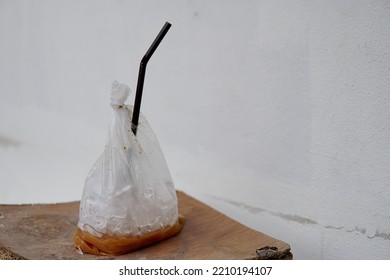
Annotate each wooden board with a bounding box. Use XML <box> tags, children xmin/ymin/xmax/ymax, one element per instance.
<box><xmin>0</xmin><ymin>191</ymin><xmax>292</xmax><ymax>260</ymax></box>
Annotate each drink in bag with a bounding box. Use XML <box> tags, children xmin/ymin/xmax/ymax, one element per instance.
<box><xmin>74</xmin><ymin>81</ymin><xmax>184</xmax><ymax>255</ymax></box>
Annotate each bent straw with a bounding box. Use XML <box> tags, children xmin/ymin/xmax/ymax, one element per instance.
<box><xmin>131</xmin><ymin>22</ymin><xmax>172</xmax><ymax>135</ymax></box>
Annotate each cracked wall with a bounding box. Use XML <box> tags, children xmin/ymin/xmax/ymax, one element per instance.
<box><xmin>1</xmin><ymin>0</ymin><xmax>390</xmax><ymax>259</ymax></box>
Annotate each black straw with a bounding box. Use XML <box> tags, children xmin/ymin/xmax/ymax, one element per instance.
<box><xmin>131</xmin><ymin>22</ymin><xmax>172</xmax><ymax>135</ymax></box>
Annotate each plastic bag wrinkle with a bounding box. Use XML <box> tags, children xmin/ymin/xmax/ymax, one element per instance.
<box><xmin>75</xmin><ymin>81</ymin><xmax>181</xmax><ymax>255</ymax></box>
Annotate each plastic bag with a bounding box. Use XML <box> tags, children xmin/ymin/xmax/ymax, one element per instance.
<box><xmin>74</xmin><ymin>81</ymin><xmax>183</xmax><ymax>255</ymax></box>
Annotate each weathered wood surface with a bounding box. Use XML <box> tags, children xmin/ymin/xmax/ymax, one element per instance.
<box><xmin>0</xmin><ymin>191</ymin><xmax>292</xmax><ymax>260</ymax></box>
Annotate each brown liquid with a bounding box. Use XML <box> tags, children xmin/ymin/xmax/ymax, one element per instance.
<box><xmin>73</xmin><ymin>216</ymin><xmax>185</xmax><ymax>256</ymax></box>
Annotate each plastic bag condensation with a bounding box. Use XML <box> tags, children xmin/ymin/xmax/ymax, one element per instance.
<box><xmin>77</xmin><ymin>81</ymin><xmax>178</xmax><ymax>240</ymax></box>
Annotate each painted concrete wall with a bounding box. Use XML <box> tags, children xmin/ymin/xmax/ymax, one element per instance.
<box><xmin>1</xmin><ymin>0</ymin><xmax>390</xmax><ymax>259</ymax></box>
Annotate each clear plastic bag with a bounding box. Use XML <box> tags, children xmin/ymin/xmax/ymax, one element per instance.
<box><xmin>74</xmin><ymin>81</ymin><xmax>183</xmax><ymax>255</ymax></box>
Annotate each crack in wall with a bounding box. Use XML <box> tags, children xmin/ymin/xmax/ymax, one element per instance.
<box><xmin>210</xmin><ymin>195</ymin><xmax>317</xmax><ymax>225</ymax></box>
<box><xmin>368</xmin><ymin>230</ymin><xmax>390</xmax><ymax>240</ymax></box>
<box><xmin>274</xmin><ymin>213</ymin><xmax>317</xmax><ymax>225</ymax></box>
<box><xmin>210</xmin><ymin>195</ymin><xmax>390</xmax><ymax>241</ymax></box>
<box><xmin>0</xmin><ymin>134</ymin><xmax>20</xmax><ymax>148</ymax></box>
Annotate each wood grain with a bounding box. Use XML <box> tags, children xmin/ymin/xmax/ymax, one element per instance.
<box><xmin>0</xmin><ymin>191</ymin><xmax>292</xmax><ymax>260</ymax></box>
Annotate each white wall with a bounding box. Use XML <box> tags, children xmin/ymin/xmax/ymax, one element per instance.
<box><xmin>1</xmin><ymin>0</ymin><xmax>390</xmax><ymax>259</ymax></box>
